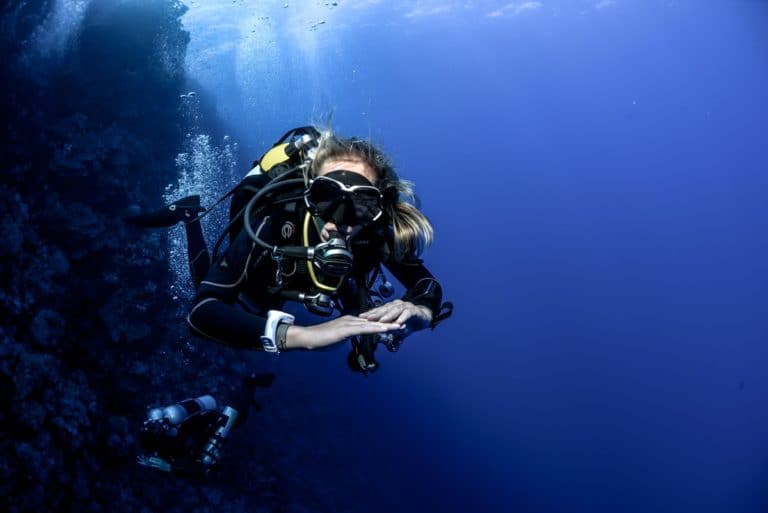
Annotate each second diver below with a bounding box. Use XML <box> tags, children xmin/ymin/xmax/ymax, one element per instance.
<box><xmin>127</xmin><ymin>127</ymin><xmax>453</xmax><ymax>373</ymax></box>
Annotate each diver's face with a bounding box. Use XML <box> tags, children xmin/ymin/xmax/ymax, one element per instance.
<box><xmin>316</xmin><ymin>158</ymin><xmax>379</xmax><ymax>242</ymax></box>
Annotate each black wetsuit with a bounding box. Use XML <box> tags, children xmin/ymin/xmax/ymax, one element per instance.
<box><xmin>186</xmin><ymin>197</ymin><xmax>444</xmax><ymax>350</ymax></box>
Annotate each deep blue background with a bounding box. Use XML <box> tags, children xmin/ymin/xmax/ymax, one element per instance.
<box><xmin>244</xmin><ymin>2</ymin><xmax>768</xmax><ymax>512</ymax></box>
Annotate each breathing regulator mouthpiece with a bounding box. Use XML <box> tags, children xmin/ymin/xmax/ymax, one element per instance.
<box><xmin>310</xmin><ymin>229</ymin><xmax>353</xmax><ymax>277</ymax></box>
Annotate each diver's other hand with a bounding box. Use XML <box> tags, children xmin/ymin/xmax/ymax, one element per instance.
<box><xmin>285</xmin><ymin>316</ymin><xmax>401</xmax><ymax>350</ymax></box>
<box><xmin>359</xmin><ymin>300</ymin><xmax>432</xmax><ymax>331</ymax></box>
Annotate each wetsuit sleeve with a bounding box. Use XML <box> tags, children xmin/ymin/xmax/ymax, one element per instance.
<box><xmin>383</xmin><ymin>250</ymin><xmax>444</xmax><ymax>320</ymax></box>
<box><xmin>187</xmin><ymin>229</ymin><xmax>271</xmax><ymax>350</ymax></box>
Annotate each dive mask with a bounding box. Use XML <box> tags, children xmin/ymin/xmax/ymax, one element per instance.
<box><xmin>304</xmin><ymin>170</ymin><xmax>384</xmax><ymax>227</ymax></box>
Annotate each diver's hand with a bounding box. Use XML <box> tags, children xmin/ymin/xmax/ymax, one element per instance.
<box><xmin>359</xmin><ymin>300</ymin><xmax>432</xmax><ymax>332</ymax></box>
<box><xmin>285</xmin><ymin>316</ymin><xmax>401</xmax><ymax>350</ymax></box>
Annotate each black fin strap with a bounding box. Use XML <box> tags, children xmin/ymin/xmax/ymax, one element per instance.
<box><xmin>430</xmin><ymin>302</ymin><xmax>454</xmax><ymax>330</ymax></box>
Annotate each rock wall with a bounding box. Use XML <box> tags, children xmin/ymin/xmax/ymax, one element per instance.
<box><xmin>0</xmin><ymin>2</ymin><xmax>282</xmax><ymax>512</ymax></box>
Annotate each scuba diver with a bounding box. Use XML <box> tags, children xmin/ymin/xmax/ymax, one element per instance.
<box><xmin>137</xmin><ymin>372</ymin><xmax>275</xmax><ymax>477</ymax></box>
<box><xmin>126</xmin><ymin>127</ymin><xmax>453</xmax><ymax>372</ymax></box>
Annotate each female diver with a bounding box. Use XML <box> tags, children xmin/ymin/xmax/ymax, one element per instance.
<box><xmin>127</xmin><ymin>128</ymin><xmax>452</xmax><ymax>372</ymax></box>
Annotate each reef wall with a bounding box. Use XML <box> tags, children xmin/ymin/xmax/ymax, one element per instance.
<box><xmin>0</xmin><ymin>2</ymin><xmax>280</xmax><ymax>512</ymax></box>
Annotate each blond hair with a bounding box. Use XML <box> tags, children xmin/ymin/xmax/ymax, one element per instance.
<box><xmin>307</xmin><ymin>131</ymin><xmax>434</xmax><ymax>259</ymax></box>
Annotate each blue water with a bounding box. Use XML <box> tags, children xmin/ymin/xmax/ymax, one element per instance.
<box><xmin>8</xmin><ymin>1</ymin><xmax>768</xmax><ymax>512</ymax></box>
<box><xmin>180</xmin><ymin>1</ymin><xmax>768</xmax><ymax>511</ymax></box>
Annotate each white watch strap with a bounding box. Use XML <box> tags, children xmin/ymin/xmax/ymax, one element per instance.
<box><xmin>260</xmin><ymin>310</ymin><xmax>295</xmax><ymax>353</ymax></box>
